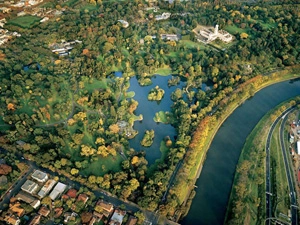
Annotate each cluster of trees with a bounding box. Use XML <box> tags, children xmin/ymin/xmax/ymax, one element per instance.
<box><xmin>147</xmin><ymin>86</ymin><xmax>165</xmax><ymax>101</ymax></box>
<box><xmin>140</xmin><ymin>130</ymin><xmax>155</xmax><ymax>147</ymax></box>
<box><xmin>0</xmin><ymin>0</ymin><xmax>299</xmax><ymax>219</ymax></box>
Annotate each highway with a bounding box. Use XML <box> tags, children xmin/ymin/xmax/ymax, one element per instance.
<box><xmin>265</xmin><ymin>106</ymin><xmax>298</xmax><ymax>225</ymax></box>
<box><xmin>279</xmin><ymin>111</ymin><xmax>298</xmax><ymax>225</ymax></box>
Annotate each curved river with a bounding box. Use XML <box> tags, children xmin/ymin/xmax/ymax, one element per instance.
<box><xmin>181</xmin><ymin>79</ymin><xmax>300</xmax><ymax>225</ymax></box>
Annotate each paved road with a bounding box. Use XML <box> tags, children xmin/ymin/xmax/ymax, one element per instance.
<box><xmin>265</xmin><ymin>107</ymin><xmax>295</xmax><ymax>225</ymax></box>
<box><xmin>279</xmin><ymin>112</ymin><xmax>298</xmax><ymax>225</ymax></box>
<box><xmin>0</xmin><ymin>148</ymin><xmax>161</xmax><ymax>225</ymax></box>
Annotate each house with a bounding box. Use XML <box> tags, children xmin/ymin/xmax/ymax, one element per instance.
<box><xmin>3</xmin><ymin>213</ymin><xmax>20</xmax><ymax>225</ymax></box>
<box><xmin>126</xmin><ymin>215</ymin><xmax>138</xmax><ymax>225</ymax></box>
<box><xmin>49</xmin><ymin>182</ymin><xmax>67</xmax><ymax>200</ymax></box>
<box><xmin>37</xmin><ymin>179</ymin><xmax>56</xmax><ymax>198</ymax></box>
<box><xmin>64</xmin><ymin>212</ymin><xmax>77</xmax><ymax>223</ymax></box>
<box><xmin>95</xmin><ymin>200</ymin><xmax>114</xmax><ymax>218</ymax></box>
<box><xmin>38</xmin><ymin>206</ymin><xmax>50</xmax><ymax>217</ymax></box>
<box><xmin>54</xmin><ymin>207</ymin><xmax>63</xmax><ymax>218</ymax></box>
<box><xmin>155</xmin><ymin>12</ymin><xmax>171</xmax><ymax>21</ymax></box>
<box><xmin>15</xmin><ymin>192</ymin><xmax>41</xmax><ymax>209</ymax></box>
<box><xmin>118</xmin><ymin>20</ymin><xmax>129</xmax><ymax>28</ymax></box>
<box><xmin>77</xmin><ymin>193</ymin><xmax>89</xmax><ymax>204</ymax></box>
<box><xmin>31</xmin><ymin>170</ymin><xmax>48</xmax><ymax>183</ymax></box>
<box><xmin>109</xmin><ymin>209</ymin><xmax>126</xmax><ymax>225</ymax></box>
<box><xmin>21</xmin><ymin>180</ymin><xmax>39</xmax><ymax>194</ymax></box>
<box><xmin>28</xmin><ymin>215</ymin><xmax>41</xmax><ymax>225</ymax></box>
<box><xmin>0</xmin><ymin>7</ymin><xmax>11</xmax><ymax>13</ymax></box>
<box><xmin>9</xmin><ymin>202</ymin><xmax>25</xmax><ymax>217</ymax></box>
<box><xmin>66</xmin><ymin>188</ymin><xmax>77</xmax><ymax>198</ymax></box>
<box><xmin>161</xmin><ymin>34</ymin><xmax>179</xmax><ymax>41</ymax></box>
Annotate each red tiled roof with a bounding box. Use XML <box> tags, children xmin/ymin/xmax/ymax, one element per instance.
<box><xmin>66</xmin><ymin>189</ymin><xmax>77</xmax><ymax>198</ymax></box>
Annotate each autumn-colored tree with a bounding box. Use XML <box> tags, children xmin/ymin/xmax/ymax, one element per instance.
<box><xmin>7</xmin><ymin>103</ymin><xmax>15</xmax><ymax>111</ymax></box>
<box><xmin>131</xmin><ymin>156</ymin><xmax>139</xmax><ymax>165</ymax></box>
<box><xmin>0</xmin><ymin>164</ymin><xmax>12</xmax><ymax>175</ymax></box>
<box><xmin>71</xmin><ymin>168</ymin><xmax>79</xmax><ymax>175</ymax></box>
<box><xmin>109</xmin><ymin>124</ymin><xmax>120</xmax><ymax>134</ymax></box>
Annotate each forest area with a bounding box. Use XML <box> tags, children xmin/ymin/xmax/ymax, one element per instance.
<box><xmin>0</xmin><ymin>0</ymin><xmax>299</xmax><ymax>221</ymax></box>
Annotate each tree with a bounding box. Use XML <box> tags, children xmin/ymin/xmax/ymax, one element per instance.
<box><xmin>134</xmin><ymin>211</ymin><xmax>145</xmax><ymax>225</ymax></box>
<box><xmin>71</xmin><ymin>168</ymin><xmax>79</xmax><ymax>175</ymax></box>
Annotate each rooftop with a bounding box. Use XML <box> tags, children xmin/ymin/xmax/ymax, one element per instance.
<box><xmin>31</xmin><ymin>170</ymin><xmax>48</xmax><ymax>182</ymax></box>
<box><xmin>21</xmin><ymin>179</ymin><xmax>38</xmax><ymax>194</ymax></box>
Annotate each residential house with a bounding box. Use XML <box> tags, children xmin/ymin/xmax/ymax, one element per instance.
<box><xmin>109</xmin><ymin>209</ymin><xmax>126</xmax><ymax>225</ymax></box>
<box><xmin>37</xmin><ymin>179</ymin><xmax>56</xmax><ymax>198</ymax></box>
<box><xmin>54</xmin><ymin>207</ymin><xmax>63</xmax><ymax>218</ymax></box>
<box><xmin>38</xmin><ymin>206</ymin><xmax>50</xmax><ymax>217</ymax></box>
<box><xmin>77</xmin><ymin>193</ymin><xmax>89</xmax><ymax>204</ymax></box>
<box><xmin>161</xmin><ymin>34</ymin><xmax>179</xmax><ymax>41</ymax></box>
<box><xmin>3</xmin><ymin>213</ymin><xmax>20</xmax><ymax>225</ymax></box>
<box><xmin>21</xmin><ymin>180</ymin><xmax>39</xmax><ymax>194</ymax></box>
<box><xmin>49</xmin><ymin>182</ymin><xmax>67</xmax><ymax>200</ymax></box>
<box><xmin>31</xmin><ymin>170</ymin><xmax>48</xmax><ymax>183</ymax></box>
<box><xmin>155</xmin><ymin>12</ymin><xmax>171</xmax><ymax>21</ymax></box>
<box><xmin>126</xmin><ymin>215</ymin><xmax>138</xmax><ymax>225</ymax></box>
<box><xmin>95</xmin><ymin>200</ymin><xmax>114</xmax><ymax>218</ymax></box>
<box><xmin>28</xmin><ymin>215</ymin><xmax>41</xmax><ymax>225</ymax></box>
<box><xmin>15</xmin><ymin>192</ymin><xmax>41</xmax><ymax>209</ymax></box>
<box><xmin>66</xmin><ymin>188</ymin><xmax>77</xmax><ymax>198</ymax></box>
<box><xmin>64</xmin><ymin>212</ymin><xmax>77</xmax><ymax>223</ymax></box>
<box><xmin>9</xmin><ymin>202</ymin><xmax>25</xmax><ymax>217</ymax></box>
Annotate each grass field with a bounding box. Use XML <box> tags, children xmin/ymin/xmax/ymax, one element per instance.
<box><xmin>80</xmin><ymin>3</ymin><xmax>99</xmax><ymax>11</ymax></box>
<box><xmin>8</xmin><ymin>16</ymin><xmax>40</xmax><ymax>28</ymax></box>
<box><xmin>81</xmin><ymin>154</ymin><xmax>123</xmax><ymax>176</ymax></box>
<box><xmin>224</xmin><ymin>25</ymin><xmax>250</xmax><ymax>34</ymax></box>
<box><xmin>180</xmin><ymin>40</ymin><xmax>208</xmax><ymax>50</ymax></box>
<box><xmin>153</xmin><ymin>67</ymin><xmax>172</xmax><ymax>76</ymax></box>
<box><xmin>270</xmin><ymin>122</ymin><xmax>290</xmax><ymax>217</ymax></box>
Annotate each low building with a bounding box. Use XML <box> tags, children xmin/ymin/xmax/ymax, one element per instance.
<box><xmin>15</xmin><ymin>192</ymin><xmax>41</xmax><ymax>209</ymax></box>
<box><xmin>95</xmin><ymin>200</ymin><xmax>114</xmax><ymax>218</ymax></box>
<box><xmin>3</xmin><ymin>213</ymin><xmax>20</xmax><ymax>225</ymax></box>
<box><xmin>118</xmin><ymin>20</ymin><xmax>129</xmax><ymax>28</ymax></box>
<box><xmin>28</xmin><ymin>215</ymin><xmax>41</xmax><ymax>225</ymax></box>
<box><xmin>38</xmin><ymin>206</ymin><xmax>50</xmax><ymax>217</ymax></box>
<box><xmin>9</xmin><ymin>202</ymin><xmax>25</xmax><ymax>217</ymax></box>
<box><xmin>21</xmin><ymin>180</ymin><xmax>38</xmax><ymax>194</ymax></box>
<box><xmin>161</xmin><ymin>34</ymin><xmax>179</xmax><ymax>41</ymax></box>
<box><xmin>31</xmin><ymin>170</ymin><xmax>48</xmax><ymax>183</ymax></box>
<box><xmin>77</xmin><ymin>193</ymin><xmax>89</xmax><ymax>204</ymax></box>
<box><xmin>66</xmin><ymin>188</ymin><xmax>77</xmax><ymax>198</ymax></box>
<box><xmin>49</xmin><ymin>182</ymin><xmax>67</xmax><ymax>200</ymax></box>
<box><xmin>109</xmin><ymin>209</ymin><xmax>126</xmax><ymax>225</ymax></box>
<box><xmin>155</xmin><ymin>12</ymin><xmax>171</xmax><ymax>21</ymax></box>
<box><xmin>38</xmin><ymin>179</ymin><xmax>56</xmax><ymax>198</ymax></box>
<box><xmin>126</xmin><ymin>215</ymin><xmax>138</xmax><ymax>225</ymax></box>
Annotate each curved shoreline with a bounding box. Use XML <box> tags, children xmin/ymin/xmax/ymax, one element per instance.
<box><xmin>179</xmin><ymin>66</ymin><xmax>300</xmax><ymax>223</ymax></box>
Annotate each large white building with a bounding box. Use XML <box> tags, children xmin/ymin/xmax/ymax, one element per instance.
<box><xmin>37</xmin><ymin>179</ymin><xmax>57</xmax><ymax>198</ymax></box>
<box><xmin>31</xmin><ymin>170</ymin><xmax>48</xmax><ymax>183</ymax></box>
<box><xmin>49</xmin><ymin>182</ymin><xmax>67</xmax><ymax>200</ymax></box>
<box><xmin>194</xmin><ymin>24</ymin><xmax>233</xmax><ymax>44</ymax></box>
<box><xmin>21</xmin><ymin>180</ymin><xmax>38</xmax><ymax>194</ymax></box>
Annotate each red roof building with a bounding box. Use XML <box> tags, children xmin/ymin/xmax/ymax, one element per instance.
<box><xmin>66</xmin><ymin>189</ymin><xmax>77</xmax><ymax>198</ymax></box>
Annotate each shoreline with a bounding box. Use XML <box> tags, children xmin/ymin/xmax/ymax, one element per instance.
<box><xmin>177</xmin><ymin>65</ymin><xmax>300</xmax><ymax>222</ymax></box>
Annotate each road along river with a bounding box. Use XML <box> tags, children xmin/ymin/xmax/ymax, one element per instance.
<box><xmin>181</xmin><ymin>79</ymin><xmax>300</xmax><ymax>225</ymax></box>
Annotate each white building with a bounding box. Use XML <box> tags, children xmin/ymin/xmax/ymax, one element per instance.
<box><xmin>49</xmin><ymin>182</ymin><xmax>67</xmax><ymax>200</ymax></box>
<box><xmin>195</xmin><ymin>24</ymin><xmax>233</xmax><ymax>44</ymax></box>
<box><xmin>31</xmin><ymin>170</ymin><xmax>48</xmax><ymax>183</ymax></box>
<box><xmin>21</xmin><ymin>180</ymin><xmax>38</xmax><ymax>194</ymax></box>
<box><xmin>37</xmin><ymin>179</ymin><xmax>57</xmax><ymax>198</ymax></box>
<box><xmin>117</xmin><ymin>20</ymin><xmax>129</xmax><ymax>28</ymax></box>
<box><xmin>155</xmin><ymin>12</ymin><xmax>171</xmax><ymax>21</ymax></box>
<box><xmin>297</xmin><ymin>141</ymin><xmax>300</xmax><ymax>155</ymax></box>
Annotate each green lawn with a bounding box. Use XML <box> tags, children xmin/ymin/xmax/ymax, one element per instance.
<box><xmin>81</xmin><ymin>154</ymin><xmax>123</xmax><ymax>176</ymax></box>
<box><xmin>62</xmin><ymin>0</ymin><xmax>79</xmax><ymax>7</ymax></box>
<box><xmin>80</xmin><ymin>3</ymin><xmax>99</xmax><ymax>11</ymax></box>
<box><xmin>180</xmin><ymin>40</ymin><xmax>208</xmax><ymax>50</ymax></box>
<box><xmin>153</xmin><ymin>67</ymin><xmax>172</xmax><ymax>76</ymax></box>
<box><xmin>153</xmin><ymin>111</ymin><xmax>170</xmax><ymax>123</ymax></box>
<box><xmin>8</xmin><ymin>16</ymin><xmax>40</xmax><ymax>28</ymax></box>
<box><xmin>270</xmin><ymin>123</ymin><xmax>290</xmax><ymax>217</ymax></box>
<box><xmin>224</xmin><ymin>25</ymin><xmax>249</xmax><ymax>34</ymax></box>
<box><xmin>84</xmin><ymin>79</ymin><xmax>108</xmax><ymax>93</ymax></box>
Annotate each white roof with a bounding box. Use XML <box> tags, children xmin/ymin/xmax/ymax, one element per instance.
<box><xmin>49</xmin><ymin>182</ymin><xmax>67</xmax><ymax>200</ymax></box>
<box><xmin>297</xmin><ymin>141</ymin><xmax>300</xmax><ymax>155</ymax></box>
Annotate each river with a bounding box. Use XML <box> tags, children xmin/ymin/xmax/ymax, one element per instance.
<box><xmin>181</xmin><ymin>79</ymin><xmax>300</xmax><ymax>225</ymax></box>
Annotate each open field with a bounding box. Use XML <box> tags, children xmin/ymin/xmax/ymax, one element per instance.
<box><xmin>270</xmin><ymin>122</ymin><xmax>290</xmax><ymax>217</ymax></box>
<box><xmin>7</xmin><ymin>16</ymin><xmax>40</xmax><ymax>28</ymax></box>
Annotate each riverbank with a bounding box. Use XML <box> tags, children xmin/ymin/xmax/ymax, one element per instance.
<box><xmin>224</xmin><ymin>98</ymin><xmax>298</xmax><ymax>224</ymax></box>
<box><xmin>177</xmin><ymin>65</ymin><xmax>300</xmax><ymax>222</ymax></box>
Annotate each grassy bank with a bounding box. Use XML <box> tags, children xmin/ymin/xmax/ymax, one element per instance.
<box><xmin>176</xmin><ymin>66</ymin><xmax>300</xmax><ymax>221</ymax></box>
